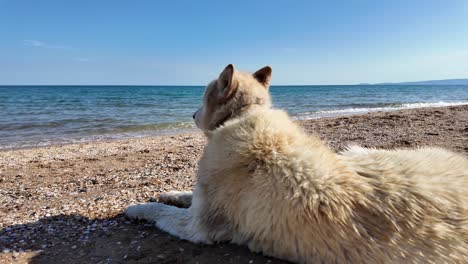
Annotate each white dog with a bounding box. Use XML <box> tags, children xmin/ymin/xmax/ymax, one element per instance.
<box><xmin>126</xmin><ymin>64</ymin><xmax>468</xmax><ymax>263</ymax></box>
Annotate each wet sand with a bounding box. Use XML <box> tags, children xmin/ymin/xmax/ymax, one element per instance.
<box><xmin>1</xmin><ymin>105</ymin><xmax>467</xmax><ymax>263</ymax></box>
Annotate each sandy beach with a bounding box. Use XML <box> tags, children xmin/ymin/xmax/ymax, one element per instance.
<box><xmin>1</xmin><ymin>105</ymin><xmax>467</xmax><ymax>264</ymax></box>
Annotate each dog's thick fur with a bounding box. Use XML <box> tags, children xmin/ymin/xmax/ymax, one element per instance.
<box><xmin>126</xmin><ymin>65</ymin><xmax>468</xmax><ymax>263</ymax></box>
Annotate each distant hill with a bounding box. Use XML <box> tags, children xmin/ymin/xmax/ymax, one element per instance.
<box><xmin>375</xmin><ymin>78</ymin><xmax>468</xmax><ymax>85</ymax></box>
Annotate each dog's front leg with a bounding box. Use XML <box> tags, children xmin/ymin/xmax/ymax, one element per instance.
<box><xmin>125</xmin><ymin>202</ymin><xmax>211</xmax><ymax>244</ymax></box>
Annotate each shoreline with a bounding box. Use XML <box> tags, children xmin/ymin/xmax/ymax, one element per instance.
<box><xmin>0</xmin><ymin>127</ymin><xmax>200</xmax><ymax>152</ymax></box>
<box><xmin>0</xmin><ymin>128</ymin><xmax>200</xmax><ymax>153</ymax></box>
<box><xmin>1</xmin><ymin>105</ymin><xmax>467</xmax><ymax>263</ymax></box>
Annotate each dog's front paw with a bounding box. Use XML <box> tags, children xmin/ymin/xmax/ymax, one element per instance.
<box><xmin>159</xmin><ymin>191</ymin><xmax>192</xmax><ymax>208</ymax></box>
<box><xmin>125</xmin><ymin>204</ymin><xmax>147</xmax><ymax>220</ymax></box>
<box><xmin>125</xmin><ymin>203</ymin><xmax>165</xmax><ymax>222</ymax></box>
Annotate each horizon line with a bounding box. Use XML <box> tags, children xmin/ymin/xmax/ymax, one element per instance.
<box><xmin>2</xmin><ymin>77</ymin><xmax>468</xmax><ymax>87</ymax></box>
<box><xmin>1</xmin><ymin>83</ymin><xmax>467</xmax><ymax>87</ymax></box>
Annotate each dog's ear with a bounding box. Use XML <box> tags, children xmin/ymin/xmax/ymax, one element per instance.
<box><xmin>253</xmin><ymin>66</ymin><xmax>272</xmax><ymax>88</ymax></box>
<box><xmin>217</xmin><ymin>64</ymin><xmax>238</xmax><ymax>101</ymax></box>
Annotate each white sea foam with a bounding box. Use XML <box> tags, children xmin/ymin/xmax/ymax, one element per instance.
<box><xmin>294</xmin><ymin>101</ymin><xmax>468</xmax><ymax>120</ymax></box>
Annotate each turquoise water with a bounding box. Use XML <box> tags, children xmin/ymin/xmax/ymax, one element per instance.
<box><xmin>1</xmin><ymin>85</ymin><xmax>468</xmax><ymax>149</ymax></box>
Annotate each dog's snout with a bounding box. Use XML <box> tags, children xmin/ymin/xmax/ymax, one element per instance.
<box><xmin>193</xmin><ymin>110</ymin><xmax>197</xmax><ymax>120</ymax></box>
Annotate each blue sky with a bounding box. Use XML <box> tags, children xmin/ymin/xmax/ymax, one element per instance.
<box><xmin>1</xmin><ymin>0</ymin><xmax>467</xmax><ymax>85</ymax></box>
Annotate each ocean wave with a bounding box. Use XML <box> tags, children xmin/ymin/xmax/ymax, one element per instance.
<box><xmin>294</xmin><ymin>101</ymin><xmax>468</xmax><ymax>120</ymax></box>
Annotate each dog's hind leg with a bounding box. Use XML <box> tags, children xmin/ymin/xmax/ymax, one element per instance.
<box><xmin>125</xmin><ymin>202</ymin><xmax>211</xmax><ymax>243</ymax></box>
<box><xmin>159</xmin><ymin>191</ymin><xmax>193</xmax><ymax>208</ymax></box>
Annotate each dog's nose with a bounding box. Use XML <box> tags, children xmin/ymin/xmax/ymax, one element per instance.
<box><xmin>192</xmin><ymin>112</ymin><xmax>196</xmax><ymax>119</ymax></box>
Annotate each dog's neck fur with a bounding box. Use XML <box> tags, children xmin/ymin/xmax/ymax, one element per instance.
<box><xmin>214</xmin><ymin>103</ymin><xmax>263</xmax><ymax>129</ymax></box>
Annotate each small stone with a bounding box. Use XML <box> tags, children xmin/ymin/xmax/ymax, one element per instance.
<box><xmin>157</xmin><ymin>254</ymin><xmax>165</xmax><ymax>259</ymax></box>
<box><xmin>71</xmin><ymin>245</ymin><xmax>77</xmax><ymax>249</ymax></box>
<box><xmin>2</xmin><ymin>248</ymin><xmax>11</xmax><ymax>253</ymax></box>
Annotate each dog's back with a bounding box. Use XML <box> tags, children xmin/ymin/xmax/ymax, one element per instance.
<box><xmin>342</xmin><ymin>146</ymin><xmax>468</xmax><ymax>200</ymax></box>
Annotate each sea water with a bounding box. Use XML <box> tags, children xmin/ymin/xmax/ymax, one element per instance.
<box><xmin>1</xmin><ymin>85</ymin><xmax>467</xmax><ymax>149</ymax></box>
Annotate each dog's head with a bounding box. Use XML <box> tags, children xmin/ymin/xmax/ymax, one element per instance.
<box><xmin>194</xmin><ymin>64</ymin><xmax>272</xmax><ymax>131</ymax></box>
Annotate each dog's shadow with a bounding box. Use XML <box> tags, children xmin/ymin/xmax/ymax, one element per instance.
<box><xmin>1</xmin><ymin>214</ymin><xmax>288</xmax><ymax>264</ymax></box>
